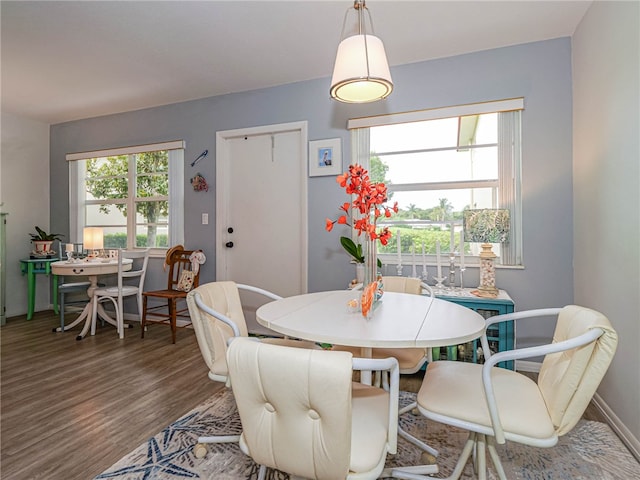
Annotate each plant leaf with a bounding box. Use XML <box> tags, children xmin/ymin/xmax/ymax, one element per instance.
<box><xmin>340</xmin><ymin>236</ymin><xmax>365</xmax><ymax>263</ymax></box>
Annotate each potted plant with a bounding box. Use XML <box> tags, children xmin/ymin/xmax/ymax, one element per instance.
<box><xmin>29</xmin><ymin>226</ymin><xmax>63</xmax><ymax>255</ymax></box>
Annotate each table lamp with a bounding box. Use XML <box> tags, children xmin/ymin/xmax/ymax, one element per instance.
<box><xmin>83</xmin><ymin>227</ymin><xmax>104</xmax><ymax>260</ymax></box>
<box><xmin>463</xmin><ymin>209</ymin><xmax>510</xmax><ymax>298</ymax></box>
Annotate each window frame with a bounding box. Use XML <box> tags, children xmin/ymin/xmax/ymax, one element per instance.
<box><xmin>349</xmin><ymin>99</ymin><xmax>523</xmax><ymax>267</ymax></box>
<box><xmin>67</xmin><ymin>140</ymin><xmax>185</xmax><ymax>256</ymax></box>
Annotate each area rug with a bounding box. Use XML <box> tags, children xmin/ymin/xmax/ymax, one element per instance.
<box><xmin>96</xmin><ymin>388</ymin><xmax>639</xmax><ymax>480</ymax></box>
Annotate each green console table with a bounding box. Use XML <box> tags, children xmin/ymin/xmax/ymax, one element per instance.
<box><xmin>435</xmin><ymin>288</ymin><xmax>515</xmax><ymax>370</ymax></box>
<box><xmin>19</xmin><ymin>258</ymin><xmax>59</xmax><ymax>320</ymax></box>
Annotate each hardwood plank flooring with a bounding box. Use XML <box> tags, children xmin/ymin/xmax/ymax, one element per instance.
<box><xmin>1</xmin><ymin>310</ymin><xmax>607</xmax><ymax>480</ymax></box>
<box><xmin>1</xmin><ymin>310</ymin><xmax>224</xmax><ymax>480</ymax></box>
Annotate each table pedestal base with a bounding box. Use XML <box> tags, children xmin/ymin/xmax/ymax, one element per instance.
<box><xmin>53</xmin><ymin>302</ymin><xmax>126</xmax><ymax>340</ymax></box>
<box><xmin>52</xmin><ymin>275</ymin><xmax>128</xmax><ymax>340</ymax></box>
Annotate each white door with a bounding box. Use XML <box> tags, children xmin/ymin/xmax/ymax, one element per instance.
<box><xmin>216</xmin><ymin>121</ymin><xmax>308</xmax><ymax>335</ymax></box>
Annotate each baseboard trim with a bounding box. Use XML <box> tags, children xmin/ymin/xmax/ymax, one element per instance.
<box><xmin>516</xmin><ymin>360</ymin><xmax>639</xmax><ymax>462</ymax></box>
<box><xmin>591</xmin><ymin>392</ymin><xmax>640</xmax><ymax>462</ymax></box>
<box><xmin>515</xmin><ymin>360</ymin><xmax>540</xmax><ymax>373</ymax></box>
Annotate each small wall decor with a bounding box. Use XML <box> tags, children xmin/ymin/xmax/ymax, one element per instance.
<box><xmin>191</xmin><ymin>149</ymin><xmax>208</xmax><ymax>167</ymax></box>
<box><xmin>190</xmin><ymin>172</ymin><xmax>209</xmax><ymax>192</ymax></box>
<box><xmin>309</xmin><ymin>138</ymin><xmax>342</xmax><ymax>177</ymax></box>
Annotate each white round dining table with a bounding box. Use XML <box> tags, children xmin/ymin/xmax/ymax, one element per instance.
<box><xmin>257</xmin><ymin>290</ymin><xmax>485</xmax><ymax>349</ymax></box>
<box><xmin>257</xmin><ymin>290</ymin><xmax>485</xmax><ymax>383</ymax></box>
<box><xmin>51</xmin><ymin>258</ymin><xmax>132</xmax><ymax>340</ymax></box>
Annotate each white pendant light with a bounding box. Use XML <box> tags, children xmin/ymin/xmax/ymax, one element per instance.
<box><xmin>330</xmin><ymin>0</ymin><xmax>393</xmax><ymax>103</ymax></box>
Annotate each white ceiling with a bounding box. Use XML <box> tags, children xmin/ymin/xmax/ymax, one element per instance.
<box><xmin>1</xmin><ymin>1</ymin><xmax>591</xmax><ymax>124</ymax></box>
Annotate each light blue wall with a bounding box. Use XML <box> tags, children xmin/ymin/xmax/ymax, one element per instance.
<box><xmin>572</xmin><ymin>0</ymin><xmax>640</xmax><ymax>447</ymax></box>
<box><xmin>50</xmin><ymin>38</ymin><xmax>574</xmax><ymax>348</ymax></box>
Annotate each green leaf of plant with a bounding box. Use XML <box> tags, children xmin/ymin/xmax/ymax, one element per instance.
<box><xmin>340</xmin><ymin>236</ymin><xmax>365</xmax><ymax>263</ymax></box>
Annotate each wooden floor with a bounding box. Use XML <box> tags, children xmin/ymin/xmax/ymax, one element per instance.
<box><xmin>1</xmin><ymin>310</ymin><xmax>607</xmax><ymax>480</ymax></box>
<box><xmin>0</xmin><ymin>310</ymin><xmax>224</xmax><ymax>480</ymax></box>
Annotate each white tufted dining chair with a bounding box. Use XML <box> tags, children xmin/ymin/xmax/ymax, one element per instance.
<box><xmin>185</xmin><ymin>281</ymin><xmax>319</xmax><ymax>457</ymax></box>
<box><xmin>409</xmin><ymin>305</ymin><xmax>618</xmax><ymax>479</ymax></box>
<box><xmin>226</xmin><ymin>337</ymin><xmax>405</xmax><ymax>480</ymax></box>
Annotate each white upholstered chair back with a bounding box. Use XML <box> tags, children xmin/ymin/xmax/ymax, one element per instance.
<box><xmin>382</xmin><ymin>276</ymin><xmax>423</xmax><ymax>295</ymax></box>
<box><xmin>413</xmin><ymin>306</ymin><xmax>617</xmax><ymax>480</ymax></box>
<box><xmin>537</xmin><ymin>305</ymin><xmax>618</xmax><ymax>435</ymax></box>
<box><xmin>186</xmin><ymin>281</ymin><xmax>249</xmax><ymax>383</ymax></box>
<box><xmin>228</xmin><ymin>338</ymin><xmax>354</xmax><ymax>479</ymax></box>
<box><xmin>186</xmin><ymin>282</ymin><xmax>321</xmax><ymax>459</ymax></box>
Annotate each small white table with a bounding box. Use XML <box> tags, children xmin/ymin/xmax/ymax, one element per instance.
<box><xmin>51</xmin><ymin>258</ymin><xmax>132</xmax><ymax>340</ymax></box>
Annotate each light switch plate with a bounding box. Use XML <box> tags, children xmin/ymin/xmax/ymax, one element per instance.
<box><xmin>202</xmin><ymin>213</ymin><xmax>209</xmax><ymax>225</ymax></box>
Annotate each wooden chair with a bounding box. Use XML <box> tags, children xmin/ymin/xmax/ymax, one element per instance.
<box><xmin>141</xmin><ymin>245</ymin><xmax>202</xmax><ymax>343</ymax></box>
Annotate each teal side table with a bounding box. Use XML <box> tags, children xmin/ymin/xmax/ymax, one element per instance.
<box><xmin>19</xmin><ymin>258</ymin><xmax>59</xmax><ymax>320</ymax></box>
<box><xmin>435</xmin><ymin>288</ymin><xmax>515</xmax><ymax>370</ymax></box>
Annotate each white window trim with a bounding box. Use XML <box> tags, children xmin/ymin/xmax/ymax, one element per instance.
<box><xmin>65</xmin><ymin>140</ymin><xmax>185</xmax><ymax>161</ymax></box>
<box><xmin>68</xmin><ymin>141</ymin><xmax>184</xmax><ymax>255</ymax></box>
<box><xmin>347</xmin><ymin>98</ymin><xmax>524</xmax><ymax>129</ymax></box>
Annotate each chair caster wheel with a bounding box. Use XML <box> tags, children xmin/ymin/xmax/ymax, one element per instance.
<box><xmin>194</xmin><ymin>443</ymin><xmax>207</xmax><ymax>458</ymax></box>
<box><xmin>420</xmin><ymin>451</ymin><xmax>437</xmax><ymax>465</ymax></box>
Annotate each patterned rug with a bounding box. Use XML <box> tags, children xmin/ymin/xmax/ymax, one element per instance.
<box><xmin>96</xmin><ymin>388</ymin><xmax>639</xmax><ymax>479</ymax></box>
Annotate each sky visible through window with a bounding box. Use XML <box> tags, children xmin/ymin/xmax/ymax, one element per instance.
<box><xmin>370</xmin><ymin>113</ymin><xmax>498</xmax><ymax>213</ymax></box>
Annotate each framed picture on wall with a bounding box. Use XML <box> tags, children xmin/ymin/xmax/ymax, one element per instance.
<box><xmin>308</xmin><ymin>138</ymin><xmax>342</xmax><ymax>177</ymax></box>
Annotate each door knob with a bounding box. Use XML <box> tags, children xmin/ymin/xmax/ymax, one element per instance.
<box><xmin>225</xmin><ymin>241</ymin><xmax>234</xmax><ymax>248</ymax></box>
<box><xmin>227</xmin><ymin>227</ymin><xmax>234</xmax><ymax>234</ymax></box>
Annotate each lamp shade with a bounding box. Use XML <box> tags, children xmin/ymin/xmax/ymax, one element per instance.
<box><xmin>463</xmin><ymin>209</ymin><xmax>510</xmax><ymax>244</ymax></box>
<box><xmin>330</xmin><ymin>34</ymin><xmax>393</xmax><ymax>103</ymax></box>
<box><xmin>83</xmin><ymin>227</ymin><xmax>104</xmax><ymax>250</ymax></box>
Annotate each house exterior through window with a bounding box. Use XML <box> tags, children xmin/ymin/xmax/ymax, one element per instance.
<box><xmin>67</xmin><ymin>140</ymin><xmax>184</xmax><ymax>254</ymax></box>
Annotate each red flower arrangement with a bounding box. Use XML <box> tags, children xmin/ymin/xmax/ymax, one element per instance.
<box><xmin>325</xmin><ymin>164</ymin><xmax>398</xmax><ymax>244</ymax></box>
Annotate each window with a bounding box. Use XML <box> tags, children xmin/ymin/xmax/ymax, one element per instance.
<box><xmin>349</xmin><ymin>99</ymin><xmax>522</xmax><ymax>266</ymax></box>
<box><xmin>67</xmin><ymin>141</ymin><xmax>184</xmax><ymax>253</ymax></box>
